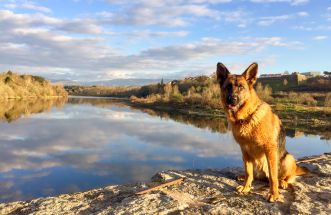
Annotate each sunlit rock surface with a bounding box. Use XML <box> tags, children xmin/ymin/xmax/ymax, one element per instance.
<box><xmin>1</xmin><ymin>153</ymin><xmax>330</xmax><ymax>215</ymax></box>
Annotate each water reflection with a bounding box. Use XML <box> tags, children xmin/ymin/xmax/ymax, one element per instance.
<box><xmin>0</xmin><ymin>98</ymin><xmax>67</xmax><ymax>123</ymax></box>
<box><xmin>0</xmin><ymin>97</ymin><xmax>329</xmax><ymax>203</ymax></box>
<box><xmin>69</xmin><ymin>97</ymin><xmax>229</xmax><ymax>134</ymax></box>
<box><xmin>67</xmin><ymin>97</ymin><xmax>331</xmax><ymax>140</ymax></box>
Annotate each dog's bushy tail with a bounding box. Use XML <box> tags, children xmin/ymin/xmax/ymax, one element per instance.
<box><xmin>296</xmin><ymin>166</ymin><xmax>309</xmax><ymax>176</ymax></box>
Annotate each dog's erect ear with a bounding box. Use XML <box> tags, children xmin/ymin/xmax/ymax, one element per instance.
<box><xmin>216</xmin><ymin>62</ymin><xmax>230</xmax><ymax>86</ymax></box>
<box><xmin>242</xmin><ymin>63</ymin><xmax>258</xmax><ymax>86</ymax></box>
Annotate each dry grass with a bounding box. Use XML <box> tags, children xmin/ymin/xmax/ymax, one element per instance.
<box><xmin>255</xmin><ymin>82</ymin><xmax>273</xmax><ymax>102</ymax></box>
<box><xmin>0</xmin><ymin>71</ymin><xmax>68</xmax><ymax>100</ymax></box>
<box><xmin>325</xmin><ymin>93</ymin><xmax>331</xmax><ymax>107</ymax></box>
<box><xmin>285</xmin><ymin>92</ymin><xmax>317</xmax><ymax>106</ymax></box>
<box><xmin>67</xmin><ymin>74</ymin><xmax>330</xmax><ymax>109</ymax></box>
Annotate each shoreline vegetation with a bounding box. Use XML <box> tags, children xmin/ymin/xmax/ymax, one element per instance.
<box><xmin>65</xmin><ymin>75</ymin><xmax>331</xmax><ymax>135</ymax></box>
<box><xmin>0</xmin><ymin>71</ymin><xmax>68</xmax><ymax>100</ymax></box>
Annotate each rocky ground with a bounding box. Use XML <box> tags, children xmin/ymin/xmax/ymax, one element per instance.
<box><xmin>1</xmin><ymin>153</ymin><xmax>330</xmax><ymax>215</ymax></box>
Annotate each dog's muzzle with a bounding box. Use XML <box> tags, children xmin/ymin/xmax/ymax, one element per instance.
<box><xmin>226</xmin><ymin>95</ymin><xmax>239</xmax><ymax>106</ymax></box>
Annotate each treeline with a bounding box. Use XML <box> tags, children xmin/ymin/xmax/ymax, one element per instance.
<box><xmin>67</xmin><ymin>76</ymin><xmax>222</xmax><ymax>108</ymax></box>
<box><xmin>130</xmin><ymin>76</ymin><xmax>223</xmax><ymax>108</ymax></box>
<box><xmin>131</xmin><ymin>79</ymin><xmax>331</xmax><ymax>108</ymax></box>
<box><xmin>0</xmin><ymin>71</ymin><xmax>68</xmax><ymax>100</ymax></box>
<box><xmin>65</xmin><ymin>85</ymin><xmax>141</xmax><ymax>98</ymax></box>
<box><xmin>66</xmin><ymin>75</ymin><xmax>331</xmax><ymax>108</ymax></box>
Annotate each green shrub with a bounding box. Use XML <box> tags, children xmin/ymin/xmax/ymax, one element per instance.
<box><xmin>4</xmin><ymin>76</ymin><xmax>12</xmax><ymax>84</ymax></box>
<box><xmin>32</xmin><ymin>75</ymin><xmax>46</xmax><ymax>84</ymax></box>
<box><xmin>171</xmin><ymin>93</ymin><xmax>184</xmax><ymax>102</ymax></box>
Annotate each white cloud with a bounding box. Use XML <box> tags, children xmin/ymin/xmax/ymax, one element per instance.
<box><xmin>291</xmin><ymin>0</ymin><xmax>309</xmax><ymax>5</ymax></box>
<box><xmin>0</xmin><ymin>10</ymin><xmax>60</xmax><ymax>26</ymax></box>
<box><xmin>0</xmin><ymin>10</ymin><xmax>105</xmax><ymax>35</ymax></box>
<box><xmin>326</xmin><ymin>7</ymin><xmax>331</xmax><ymax>21</ymax></box>
<box><xmin>250</xmin><ymin>0</ymin><xmax>309</xmax><ymax>5</ymax></box>
<box><xmin>257</xmin><ymin>12</ymin><xmax>308</xmax><ymax>26</ymax></box>
<box><xmin>293</xmin><ymin>23</ymin><xmax>331</xmax><ymax>31</ymax></box>
<box><xmin>137</xmin><ymin>37</ymin><xmax>290</xmax><ymax>62</ymax></box>
<box><xmin>4</xmin><ymin>2</ymin><xmax>51</xmax><ymax>13</ymax></box>
<box><xmin>189</xmin><ymin>0</ymin><xmax>232</xmax><ymax>3</ymax></box>
<box><xmin>99</xmin><ymin>0</ymin><xmax>245</xmax><ymax>27</ymax></box>
<box><xmin>258</xmin><ymin>15</ymin><xmax>291</xmax><ymax>26</ymax></box>
<box><xmin>122</xmin><ymin>30</ymin><xmax>189</xmax><ymax>39</ymax></box>
<box><xmin>297</xmin><ymin>11</ymin><xmax>309</xmax><ymax>17</ymax></box>
<box><xmin>97</xmin><ymin>6</ymin><xmax>216</xmax><ymax>27</ymax></box>
<box><xmin>313</xmin><ymin>35</ymin><xmax>328</xmax><ymax>40</ymax></box>
<box><xmin>293</xmin><ymin>25</ymin><xmax>313</xmax><ymax>31</ymax></box>
<box><xmin>57</xmin><ymin>19</ymin><xmax>103</xmax><ymax>34</ymax></box>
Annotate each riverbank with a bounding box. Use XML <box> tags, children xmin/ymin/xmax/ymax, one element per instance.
<box><xmin>1</xmin><ymin>153</ymin><xmax>330</xmax><ymax>214</ymax></box>
<box><xmin>128</xmin><ymin>100</ymin><xmax>331</xmax><ymax>138</ymax></box>
<box><xmin>67</xmin><ymin>96</ymin><xmax>331</xmax><ymax>140</ymax></box>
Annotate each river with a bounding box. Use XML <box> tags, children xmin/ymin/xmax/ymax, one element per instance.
<box><xmin>0</xmin><ymin>97</ymin><xmax>330</xmax><ymax>203</ymax></box>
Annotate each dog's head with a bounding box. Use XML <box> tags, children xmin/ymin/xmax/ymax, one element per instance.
<box><xmin>216</xmin><ymin>62</ymin><xmax>258</xmax><ymax>112</ymax></box>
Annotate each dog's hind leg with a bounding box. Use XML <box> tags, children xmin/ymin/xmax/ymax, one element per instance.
<box><xmin>279</xmin><ymin>153</ymin><xmax>297</xmax><ymax>189</ymax></box>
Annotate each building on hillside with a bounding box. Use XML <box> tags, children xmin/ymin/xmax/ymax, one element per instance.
<box><xmin>300</xmin><ymin>71</ymin><xmax>321</xmax><ymax>77</ymax></box>
<box><xmin>257</xmin><ymin>72</ymin><xmax>307</xmax><ymax>91</ymax></box>
<box><xmin>259</xmin><ymin>73</ymin><xmax>284</xmax><ymax>78</ymax></box>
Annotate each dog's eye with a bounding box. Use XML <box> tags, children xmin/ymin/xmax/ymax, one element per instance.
<box><xmin>226</xmin><ymin>85</ymin><xmax>232</xmax><ymax>91</ymax></box>
<box><xmin>238</xmin><ymin>85</ymin><xmax>244</xmax><ymax>90</ymax></box>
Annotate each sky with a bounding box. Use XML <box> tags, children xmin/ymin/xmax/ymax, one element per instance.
<box><xmin>0</xmin><ymin>0</ymin><xmax>330</xmax><ymax>82</ymax></box>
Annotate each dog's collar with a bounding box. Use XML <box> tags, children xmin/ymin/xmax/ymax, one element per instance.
<box><xmin>235</xmin><ymin>102</ymin><xmax>265</xmax><ymax>125</ymax></box>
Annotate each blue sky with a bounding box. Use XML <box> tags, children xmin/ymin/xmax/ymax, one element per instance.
<box><xmin>0</xmin><ymin>0</ymin><xmax>330</xmax><ymax>81</ymax></box>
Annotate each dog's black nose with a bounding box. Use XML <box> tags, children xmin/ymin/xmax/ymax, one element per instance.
<box><xmin>227</xmin><ymin>95</ymin><xmax>239</xmax><ymax>105</ymax></box>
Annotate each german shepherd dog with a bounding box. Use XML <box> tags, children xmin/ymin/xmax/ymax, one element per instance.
<box><xmin>216</xmin><ymin>62</ymin><xmax>307</xmax><ymax>202</ymax></box>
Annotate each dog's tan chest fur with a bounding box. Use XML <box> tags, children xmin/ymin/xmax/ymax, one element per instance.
<box><xmin>231</xmin><ymin>103</ymin><xmax>273</xmax><ymax>146</ymax></box>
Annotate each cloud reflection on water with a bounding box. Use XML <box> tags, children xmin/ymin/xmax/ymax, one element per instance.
<box><xmin>0</xmin><ymin>97</ymin><xmax>330</xmax><ymax>203</ymax></box>
<box><xmin>0</xmin><ymin>98</ymin><xmax>241</xmax><ymax>202</ymax></box>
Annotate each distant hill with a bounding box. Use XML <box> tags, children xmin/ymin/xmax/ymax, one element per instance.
<box><xmin>56</xmin><ymin>78</ymin><xmax>171</xmax><ymax>87</ymax></box>
<box><xmin>0</xmin><ymin>71</ymin><xmax>68</xmax><ymax>100</ymax></box>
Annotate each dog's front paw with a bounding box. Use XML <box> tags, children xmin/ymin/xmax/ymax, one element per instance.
<box><xmin>236</xmin><ymin>185</ymin><xmax>251</xmax><ymax>193</ymax></box>
<box><xmin>266</xmin><ymin>192</ymin><xmax>279</xmax><ymax>202</ymax></box>
<box><xmin>280</xmin><ymin>180</ymin><xmax>288</xmax><ymax>189</ymax></box>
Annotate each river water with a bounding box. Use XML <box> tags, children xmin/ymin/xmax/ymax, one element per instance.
<box><xmin>0</xmin><ymin>97</ymin><xmax>330</xmax><ymax>202</ymax></box>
